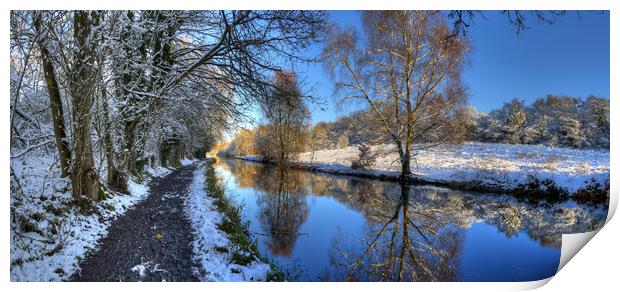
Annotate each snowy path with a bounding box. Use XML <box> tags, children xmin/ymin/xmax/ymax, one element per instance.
<box><xmin>71</xmin><ymin>164</ymin><xmax>202</xmax><ymax>282</ymax></box>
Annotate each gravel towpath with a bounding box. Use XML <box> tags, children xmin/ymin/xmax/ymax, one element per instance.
<box><xmin>71</xmin><ymin>164</ymin><xmax>202</xmax><ymax>282</ymax></box>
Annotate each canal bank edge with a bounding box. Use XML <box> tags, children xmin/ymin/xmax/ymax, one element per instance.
<box><xmin>201</xmin><ymin>159</ymin><xmax>285</xmax><ymax>281</ymax></box>
<box><xmin>229</xmin><ymin>156</ymin><xmax>609</xmax><ymax>205</ymax></box>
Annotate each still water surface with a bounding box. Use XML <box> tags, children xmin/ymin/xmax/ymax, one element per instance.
<box><xmin>213</xmin><ymin>159</ymin><xmax>606</xmax><ymax>281</ymax></box>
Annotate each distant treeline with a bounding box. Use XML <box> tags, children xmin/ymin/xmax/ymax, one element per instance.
<box><xmin>470</xmin><ymin>95</ymin><xmax>609</xmax><ymax>149</ymax></box>
<box><xmin>221</xmin><ymin>94</ymin><xmax>609</xmax><ymax>157</ymax></box>
<box><xmin>307</xmin><ymin>95</ymin><xmax>609</xmax><ymax>150</ymax></box>
<box><xmin>468</xmin><ymin>95</ymin><xmax>610</xmax><ymax>148</ymax></box>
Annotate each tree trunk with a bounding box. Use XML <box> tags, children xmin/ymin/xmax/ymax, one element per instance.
<box><xmin>69</xmin><ymin>11</ymin><xmax>101</xmax><ymax>200</ymax></box>
<box><xmin>123</xmin><ymin>119</ymin><xmax>137</xmax><ymax>174</ymax></box>
<box><xmin>122</xmin><ymin>117</ymin><xmax>148</xmax><ymax>176</ymax></box>
<box><xmin>185</xmin><ymin>133</ymin><xmax>193</xmax><ymax>160</ymax></box>
<box><xmin>33</xmin><ymin>12</ymin><xmax>71</xmax><ymax>177</ymax></box>
<box><xmin>401</xmin><ymin>151</ymin><xmax>411</xmax><ymax>178</ymax></box>
<box><xmin>395</xmin><ymin>139</ymin><xmax>411</xmax><ymax>178</ymax></box>
<box><xmin>101</xmin><ymin>86</ymin><xmax>124</xmax><ymax>192</ymax></box>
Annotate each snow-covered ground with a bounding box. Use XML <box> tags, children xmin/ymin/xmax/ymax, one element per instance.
<box><xmin>180</xmin><ymin>158</ymin><xmax>198</xmax><ymax>166</ymax></box>
<box><xmin>10</xmin><ymin>154</ymin><xmax>172</xmax><ymax>281</ymax></box>
<box><xmin>246</xmin><ymin>142</ymin><xmax>609</xmax><ymax>196</ymax></box>
<box><xmin>184</xmin><ymin>164</ymin><xmax>271</xmax><ymax>281</ymax></box>
<box><xmin>145</xmin><ymin>165</ymin><xmax>173</xmax><ymax>177</ymax></box>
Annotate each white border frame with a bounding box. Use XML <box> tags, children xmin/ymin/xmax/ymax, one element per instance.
<box><xmin>3</xmin><ymin>1</ymin><xmax>617</xmax><ymax>291</ymax></box>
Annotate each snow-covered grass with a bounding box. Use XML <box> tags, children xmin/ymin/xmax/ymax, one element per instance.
<box><xmin>10</xmin><ymin>153</ymin><xmax>168</xmax><ymax>281</ymax></box>
<box><xmin>184</xmin><ymin>163</ymin><xmax>272</xmax><ymax>281</ymax></box>
<box><xmin>245</xmin><ymin>142</ymin><xmax>609</xmax><ymax>196</ymax></box>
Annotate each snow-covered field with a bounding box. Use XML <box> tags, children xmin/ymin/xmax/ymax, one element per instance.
<box><xmin>247</xmin><ymin>142</ymin><xmax>609</xmax><ymax>196</ymax></box>
<box><xmin>184</xmin><ymin>164</ymin><xmax>271</xmax><ymax>281</ymax></box>
<box><xmin>10</xmin><ymin>154</ymin><xmax>172</xmax><ymax>281</ymax></box>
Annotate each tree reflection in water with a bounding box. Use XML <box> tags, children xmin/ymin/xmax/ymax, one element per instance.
<box><xmin>214</xmin><ymin>158</ymin><xmax>607</xmax><ymax>281</ymax></box>
<box><xmin>327</xmin><ymin>184</ymin><xmax>464</xmax><ymax>281</ymax></box>
<box><xmin>255</xmin><ymin>166</ymin><xmax>309</xmax><ymax>256</ymax></box>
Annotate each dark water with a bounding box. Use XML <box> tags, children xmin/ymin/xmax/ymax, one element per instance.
<box><xmin>213</xmin><ymin>159</ymin><xmax>607</xmax><ymax>282</ymax></box>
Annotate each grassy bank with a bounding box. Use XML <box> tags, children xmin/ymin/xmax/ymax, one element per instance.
<box><xmin>202</xmin><ymin>160</ymin><xmax>285</xmax><ymax>281</ymax></box>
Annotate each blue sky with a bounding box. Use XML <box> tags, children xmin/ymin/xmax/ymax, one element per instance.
<box><xmin>300</xmin><ymin>11</ymin><xmax>610</xmax><ymax>124</ymax></box>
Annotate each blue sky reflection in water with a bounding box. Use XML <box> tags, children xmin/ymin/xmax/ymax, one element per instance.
<box><xmin>212</xmin><ymin>159</ymin><xmax>605</xmax><ymax>282</ymax></box>
<box><xmin>458</xmin><ymin>223</ymin><xmax>559</xmax><ymax>281</ymax></box>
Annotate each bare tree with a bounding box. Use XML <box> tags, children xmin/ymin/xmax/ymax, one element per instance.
<box><xmin>307</xmin><ymin>122</ymin><xmax>329</xmax><ymax>161</ymax></box>
<box><xmin>256</xmin><ymin>71</ymin><xmax>311</xmax><ymax>162</ymax></box>
<box><xmin>32</xmin><ymin>12</ymin><xmax>71</xmax><ymax>177</ymax></box>
<box><xmin>323</xmin><ymin>11</ymin><xmax>469</xmax><ymax>178</ymax></box>
<box><xmin>447</xmin><ymin>10</ymin><xmax>574</xmax><ymax>36</ymax></box>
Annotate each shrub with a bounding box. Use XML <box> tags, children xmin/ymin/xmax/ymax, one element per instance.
<box><xmin>573</xmin><ymin>179</ymin><xmax>609</xmax><ymax>205</ymax></box>
<box><xmin>515</xmin><ymin>175</ymin><xmax>568</xmax><ymax>203</ymax></box>
<box><xmin>351</xmin><ymin>144</ymin><xmax>377</xmax><ymax>170</ymax></box>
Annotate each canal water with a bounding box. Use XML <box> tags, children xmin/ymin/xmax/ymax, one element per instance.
<box><xmin>212</xmin><ymin>158</ymin><xmax>606</xmax><ymax>281</ymax></box>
